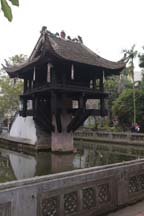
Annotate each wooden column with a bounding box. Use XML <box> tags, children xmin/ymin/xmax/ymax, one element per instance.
<box><xmin>99</xmin><ymin>74</ymin><xmax>105</xmax><ymax>116</ymax></box>
<box><xmin>100</xmin><ymin>97</ymin><xmax>105</xmax><ymax>117</ymax></box>
<box><xmin>93</xmin><ymin>74</ymin><xmax>96</xmax><ymax>90</ymax></box>
<box><xmin>62</xmin><ymin>70</ymin><xmax>66</xmax><ymax>85</ymax></box>
<box><xmin>32</xmin><ymin>96</ymin><xmax>36</xmax><ymax>119</ymax></box>
<box><xmin>33</xmin><ymin>96</ymin><xmax>39</xmax><ymax>119</ymax></box>
<box><xmin>79</xmin><ymin>98</ymin><xmax>84</xmax><ymax>110</ymax></box>
<box><xmin>29</xmin><ymin>80</ymin><xmax>32</xmax><ymax>91</ymax></box>
<box><xmin>79</xmin><ymin>94</ymin><xmax>86</xmax><ymax>109</ymax></box>
<box><xmin>23</xmin><ymin>99</ymin><xmax>27</xmax><ymax>117</ymax></box>
<box><xmin>93</xmin><ymin>78</ymin><xmax>96</xmax><ymax>90</ymax></box>
<box><xmin>24</xmin><ymin>79</ymin><xmax>28</xmax><ymax>93</ymax></box>
<box><xmin>51</xmin><ymin>91</ymin><xmax>57</xmax><ymax>114</ymax></box>
<box><xmin>100</xmin><ymin>76</ymin><xmax>104</xmax><ymax>92</ymax></box>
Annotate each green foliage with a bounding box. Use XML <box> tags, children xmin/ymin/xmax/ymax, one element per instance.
<box><xmin>8</xmin><ymin>54</ymin><xmax>27</xmax><ymax>66</ymax></box>
<box><xmin>0</xmin><ymin>0</ymin><xmax>19</xmax><ymax>21</ymax></box>
<box><xmin>11</xmin><ymin>0</ymin><xmax>19</xmax><ymax>6</ymax></box>
<box><xmin>112</xmin><ymin>87</ymin><xmax>144</xmax><ymax>128</ymax></box>
<box><xmin>122</xmin><ymin>45</ymin><xmax>137</xmax><ymax>81</ymax></box>
<box><xmin>0</xmin><ymin>75</ymin><xmax>23</xmax><ymax>118</ymax></box>
<box><xmin>104</xmin><ymin>75</ymin><xmax>130</xmax><ymax>126</ymax></box>
<box><xmin>112</xmin><ymin>88</ymin><xmax>132</xmax><ymax>127</ymax></box>
<box><xmin>0</xmin><ymin>54</ymin><xmax>27</xmax><ymax>118</ymax></box>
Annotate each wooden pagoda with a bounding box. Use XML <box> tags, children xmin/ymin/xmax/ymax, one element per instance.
<box><xmin>6</xmin><ymin>27</ymin><xmax>125</xmax><ymax>152</ymax></box>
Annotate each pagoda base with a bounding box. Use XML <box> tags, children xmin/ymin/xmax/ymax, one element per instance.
<box><xmin>9</xmin><ymin>112</ymin><xmax>74</xmax><ymax>152</ymax></box>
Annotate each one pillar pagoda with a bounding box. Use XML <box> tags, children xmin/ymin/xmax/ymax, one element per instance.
<box><xmin>6</xmin><ymin>27</ymin><xmax>125</xmax><ymax>152</ymax></box>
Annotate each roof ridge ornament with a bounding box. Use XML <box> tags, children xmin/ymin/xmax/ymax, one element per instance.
<box><xmin>78</xmin><ymin>35</ymin><xmax>83</xmax><ymax>44</ymax></box>
<box><xmin>40</xmin><ymin>26</ymin><xmax>47</xmax><ymax>35</ymax></box>
<box><xmin>40</xmin><ymin>26</ymin><xmax>53</xmax><ymax>37</ymax></box>
<box><xmin>55</xmin><ymin>32</ymin><xmax>59</xmax><ymax>37</ymax></box>
<box><xmin>60</xmin><ymin>30</ymin><xmax>66</xmax><ymax>39</ymax></box>
<box><xmin>119</xmin><ymin>53</ymin><xmax>129</xmax><ymax>64</ymax></box>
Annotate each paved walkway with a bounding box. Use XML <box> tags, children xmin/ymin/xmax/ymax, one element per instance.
<box><xmin>107</xmin><ymin>200</ymin><xmax>144</xmax><ymax>216</ymax></box>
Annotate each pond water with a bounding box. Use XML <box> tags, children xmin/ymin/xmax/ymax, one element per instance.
<box><xmin>0</xmin><ymin>140</ymin><xmax>144</xmax><ymax>183</ymax></box>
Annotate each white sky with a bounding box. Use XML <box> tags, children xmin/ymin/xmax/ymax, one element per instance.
<box><xmin>1</xmin><ymin>0</ymin><xmax>144</xmax><ymax>79</ymax></box>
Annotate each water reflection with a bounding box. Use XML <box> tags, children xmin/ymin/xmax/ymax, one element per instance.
<box><xmin>0</xmin><ymin>141</ymin><xmax>144</xmax><ymax>183</ymax></box>
<box><xmin>51</xmin><ymin>154</ymin><xmax>74</xmax><ymax>173</ymax></box>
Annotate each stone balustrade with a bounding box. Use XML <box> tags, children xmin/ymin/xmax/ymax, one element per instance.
<box><xmin>75</xmin><ymin>130</ymin><xmax>144</xmax><ymax>144</ymax></box>
<box><xmin>0</xmin><ymin>159</ymin><xmax>144</xmax><ymax>215</ymax></box>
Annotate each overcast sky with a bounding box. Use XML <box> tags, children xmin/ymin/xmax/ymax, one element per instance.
<box><xmin>1</xmin><ymin>0</ymin><xmax>144</xmax><ymax>79</ymax></box>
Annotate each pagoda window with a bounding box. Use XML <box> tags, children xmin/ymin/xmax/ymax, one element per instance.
<box><xmin>86</xmin><ymin>99</ymin><xmax>98</xmax><ymax>109</ymax></box>
<box><xmin>19</xmin><ymin>99</ymin><xmax>23</xmax><ymax>112</ymax></box>
<box><xmin>72</xmin><ymin>100</ymin><xmax>78</xmax><ymax>109</ymax></box>
<box><xmin>33</xmin><ymin>65</ymin><xmax>47</xmax><ymax>85</ymax></box>
<box><xmin>19</xmin><ymin>98</ymin><xmax>27</xmax><ymax>117</ymax></box>
<box><xmin>33</xmin><ymin>67</ymin><xmax>36</xmax><ymax>81</ymax></box>
<box><xmin>32</xmin><ymin>67</ymin><xmax>36</xmax><ymax>88</ymax></box>
<box><xmin>96</xmin><ymin>79</ymin><xmax>99</xmax><ymax>90</ymax></box>
<box><xmin>71</xmin><ymin>64</ymin><xmax>75</xmax><ymax>80</ymax></box>
<box><xmin>90</xmin><ymin>80</ymin><xmax>93</xmax><ymax>89</ymax></box>
<box><xmin>27</xmin><ymin>100</ymin><xmax>32</xmax><ymax>110</ymax></box>
<box><xmin>28</xmin><ymin>80</ymin><xmax>32</xmax><ymax>91</ymax></box>
<box><xmin>47</xmin><ymin>63</ymin><xmax>53</xmax><ymax>83</ymax></box>
<box><xmin>51</xmin><ymin>67</ymin><xmax>57</xmax><ymax>84</ymax></box>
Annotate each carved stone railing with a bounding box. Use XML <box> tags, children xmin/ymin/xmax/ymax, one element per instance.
<box><xmin>75</xmin><ymin>130</ymin><xmax>144</xmax><ymax>144</ymax></box>
<box><xmin>0</xmin><ymin>159</ymin><xmax>144</xmax><ymax>215</ymax></box>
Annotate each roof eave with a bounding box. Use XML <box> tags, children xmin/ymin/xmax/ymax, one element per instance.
<box><xmin>6</xmin><ymin>56</ymin><xmax>41</xmax><ymax>78</ymax></box>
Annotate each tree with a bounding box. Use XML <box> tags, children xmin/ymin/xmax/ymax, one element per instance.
<box><xmin>3</xmin><ymin>54</ymin><xmax>27</xmax><ymax>67</ymax></box>
<box><xmin>0</xmin><ymin>75</ymin><xmax>23</xmax><ymax>118</ymax></box>
<box><xmin>122</xmin><ymin>45</ymin><xmax>138</xmax><ymax>124</ymax></box>
<box><xmin>104</xmin><ymin>76</ymin><xmax>120</xmax><ymax>125</ymax></box>
<box><xmin>112</xmin><ymin>87</ymin><xmax>144</xmax><ymax>130</ymax></box>
<box><xmin>1</xmin><ymin>0</ymin><xmax>19</xmax><ymax>21</ymax></box>
<box><xmin>0</xmin><ymin>54</ymin><xmax>27</xmax><ymax>118</ymax></box>
<box><xmin>104</xmin><ymin>74</ymin><xmax>132</xmax><ymax>126</ymax></box>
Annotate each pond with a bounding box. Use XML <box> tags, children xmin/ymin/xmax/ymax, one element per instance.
<box><xmin>0</xmin><ymin>140</ymin><xmax>143</xmax><ymax>183</ymax></box>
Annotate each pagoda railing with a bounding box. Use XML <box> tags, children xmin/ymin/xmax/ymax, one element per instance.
<box><xmin>24</xmin><ymin>80</ymin><xmax>104</xmax><ymax>95</ymax></box>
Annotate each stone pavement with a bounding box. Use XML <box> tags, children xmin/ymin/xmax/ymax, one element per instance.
<box><xmin>106</xmin><ymin>200</ymin><xmax>144</xmax><ymax>216</ymax></box>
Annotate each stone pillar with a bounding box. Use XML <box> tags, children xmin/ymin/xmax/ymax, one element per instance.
<box><xmin>51</xmin><ymin>112</ymin><xmax>73</xmax><ymax>152</ymax></box>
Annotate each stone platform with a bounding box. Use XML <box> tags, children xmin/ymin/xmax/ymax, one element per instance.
<box><xmin>0</xmin><ymin>133</ymin><xmax>51</xmax><ymax>154</ymax></box>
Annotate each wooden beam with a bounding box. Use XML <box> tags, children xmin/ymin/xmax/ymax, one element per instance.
<box><xmin>67</xmin><ymin>109</ymin><xmax>82</xmax><ymax>132</ymax></box>
<box><xmin>72</xmin><ymin>110</ymin><xmax>91</xmax><ymax>132</ymax></box>
<box><xmin>56</xmin><ymin>111</ymin><xmax>62</xmax><ymax>132</ymax></box>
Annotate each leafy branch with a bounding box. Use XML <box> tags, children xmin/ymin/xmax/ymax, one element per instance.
<box><xmin>0</xmin><ymin>0</ymin><xmax>19</xmax><ymax>21</ymax></box>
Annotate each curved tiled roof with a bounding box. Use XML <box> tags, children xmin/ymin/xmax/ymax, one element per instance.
<box><xmin>47</xmin><ymin>34</ymin><xmax>125</xmax><ymax>70</ymax></box>
<box><xmin>6</xmin><ymin>29</ymin><xmax>125</xmax><ymax>76</ymax></box>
